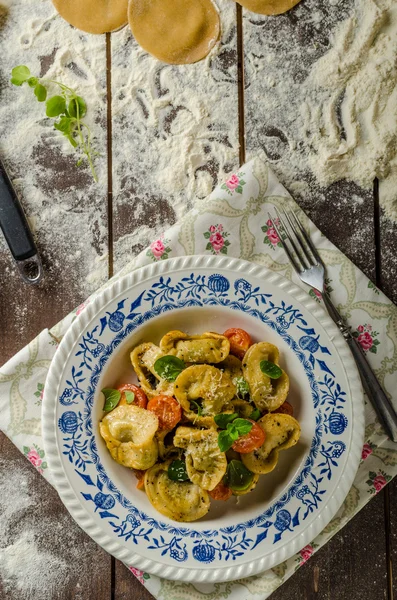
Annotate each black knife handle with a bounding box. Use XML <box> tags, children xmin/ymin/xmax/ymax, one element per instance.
<box><xmin>0</xmin><ymin>161</ymin><xmax>36</xmax><ymax>261</ymax></box>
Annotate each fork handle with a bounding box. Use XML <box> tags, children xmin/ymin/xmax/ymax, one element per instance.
<box><xmin>322</xmin><ymin>293</ymin><xmax>397</xmax><ymax>443</ymax></box>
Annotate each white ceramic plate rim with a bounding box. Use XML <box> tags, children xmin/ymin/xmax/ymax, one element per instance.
<box><xmin>43</xmin><ymin>255</ymin><xmax>365</xmax><ymax>583</ymax></box>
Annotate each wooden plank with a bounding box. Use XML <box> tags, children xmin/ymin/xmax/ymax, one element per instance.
<box><xmin>0</xmin><ymin>4</ymin><xmax>111</xmax><ymax>599</ymax></box>
<box><xmin>110</xmin><ymin>0</ymin><xmax>240</xmax><ymax>274</ymax></box>
<box><xmin>242</xmin><ymin>2</ymin><xmax>386</xmax><ymax>600</ymax></box>
<box><xmin>0</xmin><ymin>432</ymin><xmax>112</xmax><ymax>600</ymax></box>
<box><xmin>111</xmin><ymin>2</ymin><xmax>239</xmax><ymax>596</ymax></box>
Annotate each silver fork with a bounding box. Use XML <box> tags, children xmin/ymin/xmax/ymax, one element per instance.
<box><xmin>270</xmin><ymin>208</ymin><xmax>397</xmax><ymax>443</ymax></box>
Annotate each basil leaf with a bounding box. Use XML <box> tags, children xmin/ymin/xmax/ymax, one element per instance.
<box><xmin>260</xmin><ymin>360</ymin><xmax>283</xmax><ymax>379</ymax></box>
<box><xmin>235</xmin><ymin>376</ymin><xmax>250</xmax><ymax>398</ymax></box>
<box><xmin>154</xmin><ymin>355</ymin><xmax>186</xmax><ymax>381</ymax></box>
<box><xmin>190</xmin><ymin>399</ymin><xmax>203</xmax><ymax>416</ymax></box>
<box><xmin>28</xmin><ymin>77</ymin><xmax>38</xmax><ymax>88</ymax></box>
<box><xmin>233</xmin><ymin>418</ymin><xmax>253</xmax><ymax>436</ymax></box>
<box><xmin>249</xmin><ymin>408</ymin><xmax>261</xmax><ymax>421</ymax></box>
<box><xmin>168</xmin><ymin>460</ymin><xmax>189</xmax><ymax>482</ymax></box>
<box><xmin>124</xmin><ymin>390</ymin><xmax>135</xmax><ymax>404</ymax></box>
<box><xmin>214</xmin><ymin>413</ymin><xmax>238</xmax><ymax>429</ymax></box>
<box><xmin>225</xmin><ymin>460</ymin><xmax>254</xmax><ymax>491</ymax></box>
<box><xmin>102</xmin><ymin>388</ymin><xmax>121</xmax><ymax>412</ymax></box>
<box><xmin>218</xmin><ymin>430</ymin><xmax>234</xmax><ymax>453</ymax></box>
<box><xmin>34</xmin><ymin>83</ymin><xmax>47</xmax><ymax>102</ymax></box>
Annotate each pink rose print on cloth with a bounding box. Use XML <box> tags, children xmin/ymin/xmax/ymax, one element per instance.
<box><xmin>128</xmin><ymin>566</ymin><xmax>150</xmax><ymax>584</ymax></box>
<box><xmin>23</xmin><ymin>444</ymin><xmax>48</xmax><ymax>474</ymax></box>
<box><xmin>204</xmin><ymin>225</ymin><xmax>231</xmax><ymax>255</ymax></box>
<box><xmin>146</xmin><ymin>236</ymin><xmax>172</xmax><ymax>262</ymax></box>
<box><xmin>262</xmin><ymin>219</ymin><xmax>283</xmax><ymax>251</ymax></box>
<box><xmin>294</xmin><ymin>543</ymin><xmax>318</xmax><ymax>570</ymax></box>
<box><xmin>353</xmin><ymin>323</ymin><xmax>380</xmax><ymax>354</ymax></box>
<box><xmin>221</xmin><ymin>170</ymin><xmax>246</xmax><ymax>195</ymax></box>
<box><xmin>366</xmin><ymin>470</ymin><xmax>391</xmax><ymax>494</ymax></box>
<box><xmin>361</xmin><ymin>442</ymin><xmax>374</xmax><ymax>460</ymax></box>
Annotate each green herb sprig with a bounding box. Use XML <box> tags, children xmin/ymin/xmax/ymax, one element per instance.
<box><xmin>215</xmin><ymin>413</ymin><xmax>253</xmax><ymax>452</ymax></box>
<box><xmin>11</xmin><ymin>65</ymin><xmax>99</xmax><ymax>181</ymax></box>
<box><xmin>168</xmin><ymin>459</ymin><xmax>190</xmax><ymax>482</ymax></box>
<box><xmin>224</xmin><ymin>460</ymin><xmax>254</xmax><ymax>492</ymax></box>
<box><xmin>235</xmin><ymin>376</ymin><xmax>250</xmax><ymax>398</ymax></box>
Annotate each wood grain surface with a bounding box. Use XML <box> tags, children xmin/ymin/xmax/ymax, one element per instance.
<box><xmin>0</xmin><ymin>1</ymin><xmax>396</xmax><ymax>599</ymax></box>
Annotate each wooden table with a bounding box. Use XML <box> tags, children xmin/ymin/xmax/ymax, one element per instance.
<box><xmin>1</xmin><ymin>1</ymin><xmax>396</xmax><ymax>598</ymax></box>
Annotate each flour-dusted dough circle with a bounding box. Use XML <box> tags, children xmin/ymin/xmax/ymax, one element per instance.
<box><xmin>128</xmin><ymin>0</ymin><xmax>220</xmax><ymax>65</ymax></box>
<box><xmin>236</xmin><ymin>0</ymin><xmax>302</xmax><ymax>15</ymax></box>
<box><xmin>52</xmin><ymin>0</ymin><xmax>128</xmax><ymax>34</ymax></box>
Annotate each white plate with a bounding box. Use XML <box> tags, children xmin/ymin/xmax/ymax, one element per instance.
<box><xmin>43</xmin><ymin>255</ymin><xmax>364</xmax><ymax>583</ymax></box>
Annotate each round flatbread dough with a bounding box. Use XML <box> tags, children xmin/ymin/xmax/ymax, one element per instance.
<box><xmin>128</xmin><ymin>0</ymin><xmax>220</xmax><ymax>65</ymax></box>
<box><xmin>52</xmin><ymin>0</ymin><xmax>128</xmax><ymax>34</ymax></box>
<box><xmin>236</xmin><ymin>0</ymin><xmax>302</xmax><ymax>15</ymax></box>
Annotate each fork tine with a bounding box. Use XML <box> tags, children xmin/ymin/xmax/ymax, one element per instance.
<box><xmin>283</xmin><ymin>210</ymin><xmax>315</xmax><ymax>268</ymax></box>
<box><xmin>275</xmin><ymin>208</ymin><xmax>311</xmax><ymax>270</ymax></box>
<box><xmin>291</xmin><ymin>211</ymin><xmax>323</xmax><ymax>267</ymax></box>
<box><xmin>268</xmin><ymin>213</ymin><xmax>302</xmax><ymax>274</ymax></box>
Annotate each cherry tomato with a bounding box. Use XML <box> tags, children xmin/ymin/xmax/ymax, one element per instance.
<box><xmin>118</xmin><ymin>384</ymin><xmax>148</xmax><ymax>409</ymax></box>
<box><xmin>133</xmin><ymin>469</ymin><xmax>146</xmax><ymax>490</ymax></box>
<box><xmin>223</xmin><ymin>328</ymin><xmax>252</xmax><ymax>360</ymax></box>
<box><xmin>147</xmin><ymin>395</ymin><xmax>182</xmax><ymax>430</ymax></box>
<box><xmin>232</xmin><ymin>420</ymin><xmax>265</xmax><ymax>454</ymax></box>
<box><xmin>209</xmin><ymin>481</ymin><xmax>233</xmax><ymax>501</ymax></box>
<box><xmin>274</xmin><ymin>401</ymin><xmax>294</xmax><ymax>416</ymax></box>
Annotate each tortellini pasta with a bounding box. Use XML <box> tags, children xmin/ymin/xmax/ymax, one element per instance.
<box><xmin>160</xmin><ymin>330</ymin><xmax>230</xmax><ymax>363</ymax></box>
<box><xmin>144</xmin><ymin>460</ymin><xmax>210</xmax><ymax>522</ymax></box>
<box><xmin>100</xmin><ymin>328</ymin><xmax>301</xmax><ymax>523</ymax></box>
<box><xmin>100</xmin><ymin>404</ymin><xmax>159</xmax><ymax>470</ymax></box>
<box><xmin>241</xmin><ymin>413</ymin><xmax>301</xmax><ymax>474</ymax></box>
<box><xmin>243</xmin><ymin>343</ymin><xmax>289</xmax><ymax>412</ymax></box>
<box><xmin>130</xmin><ymin>342</ymin><xmax>175</xmax><ymax>398</ymax></box>
<box><xmin>173</xmin><ymin>426</ymin><xmax>227</xmax><ymax>490</ymax></box>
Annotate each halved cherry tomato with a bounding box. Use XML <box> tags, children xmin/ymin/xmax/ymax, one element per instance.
<box><xmin>209</xmin><ymin>481</ymin><xmax>233</xmax><ymax>501</ymax></box>
<box><xmin>274</xmin><ymin>401</ymin><xmax>294</xmax><ymax>417</ymax></box>
<box><xmin>133</xmin><ymin>469</ymin><xmax>146</xmax><ymax>490</ymax></box>
<box><xmin>232</xmin><ymin>420</ymin><xmax>265</xmax><ymax>454</ymax></box>
<box><xmin>223</xmin><ymin>328</ymin><xmax>252</xmax><ymax>360</ymax></box>
<box><xmin>147</xmin><ymin>395</ymin><xmax>182</xmax><ymax>430</ymax></box>
<box><xmin>118</xmin><ymin>384</ymin><xmax>148</xmax><ymax>409</ymax></box>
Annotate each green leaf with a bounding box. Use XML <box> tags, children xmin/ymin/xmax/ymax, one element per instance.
<box><xmin>190</xmin><ymin>400</ymin><xmax>203</xmax><ymax>417</ymax></box>
<box><xmin>206</xmin><ymin>242</ymin><xmax>212</xmax><ymax>251</ymax></box>
<box><xmin>34</xmin><ymin>391</ymin><xmax>41</xmax><ymax>398</ymax></box>
<box><xmin>233</xmin><ymin>418</ymin><xmax>253</xmax><ymax>436</ymax></box>
<box><xmin>204</xmin><ymin>231</ymin><xmax>211</xmax><ymax>239</ymax></box>
<box><xmin>34</xmin><ymin>83</ymin><xmax>47</xmax><ymax>102</ymax></box>
<box><xmin>28</xmin><ymin>77</ymin><xmax>38</xmax><ymax>88</ymax></box>
<box><xmin>11</xmin><ymin>65</ymin><xmax>31</xmax><ymax>86</ymax></box>
<box><xmin>226</xmin><ymin>424</ymin><xmax>239</xmax><ymax>442</ymax></box>
<box><xmin>154</xmin><ymin>355</ymin><xmax>186</xmax><ymax>381</ymax></box>
<box><xmin>68</xmin><ymin>96</ymin><xmax>87</xmax><ymax>118</ymax></box>
<box><xmin>41</xmin><ymin>462</ymin><xmax>47</xmax><ymax>469</ymax></box>
<box><xmin>124</xmin><ymin>390</ymin><xmax>135</xmax><ymax>404</ymax></box>
<box><xmin>102</xmin><ymin>388</ymin><xmax>121</xmax><ymax>412</ymax></box>
<box><xmin>224</xmin><ymin>460</ymin><xmax>254</xmax><ymax>492</ymax></box>
<box><xmin>143</xmin><ymin>573</ymin><xmax>150</xmax><ymax>580</ymax></box>
<box><xmin>249</xmin><ymin>408</ymin><xmax>261</xmax><ymax>421</ymax></box>
<box><xmin>260</xmin><ymin>360</ymin><xmax>283</xmax><ymax>379</ymax></box>
<box><xmin>23</xmin><ymin>446</ymin><xmax>30</xmax><ymax>454</ymax></box>
<box><xmin>214</xmin><ymin>412</ymin><xmax>238</xmax><ymax>429</ymax></box>
<box><xmin>38</xmin><ymin>449</ymin><xmax>45</xmax><ymax>458</ymax></box>
<box><xmin>38</xmin><ymin>383</ymin><xmax>44</xmax><ymax>391</ymax></box>
<box><xmin>218</xmin><ymin>430</ymin><xmax>234</xmax><ymax>453</ymax></box>
<box><xmin>235</xmin><ymin>376</ymin><xmax>249</xmax><ymax>398</ymax></box>
<box><xmin>168</xmin><ymin>460</ymin><xmax>189</xmax><ymax>482</ymax></box>
<box><xmin>46</xmin><ymin>95</ymin><xmax>66</xmax><ymax>117</ymax></box>
<box><xmin>220</xmin><ymin>246</ymin><xmax>228</xmax><ymax>255</ymax></box>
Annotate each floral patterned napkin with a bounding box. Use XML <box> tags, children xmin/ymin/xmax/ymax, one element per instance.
<box><xmin>1</xmin><ymin>156</ymin><xmax>397</xmax><ymax>600</ymax></box>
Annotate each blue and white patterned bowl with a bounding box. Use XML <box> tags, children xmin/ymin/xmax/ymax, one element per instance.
<box><xmin>42</xmin><ymin>256</ymin><xmax>364</xmax><ymax>583</ymax></box>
